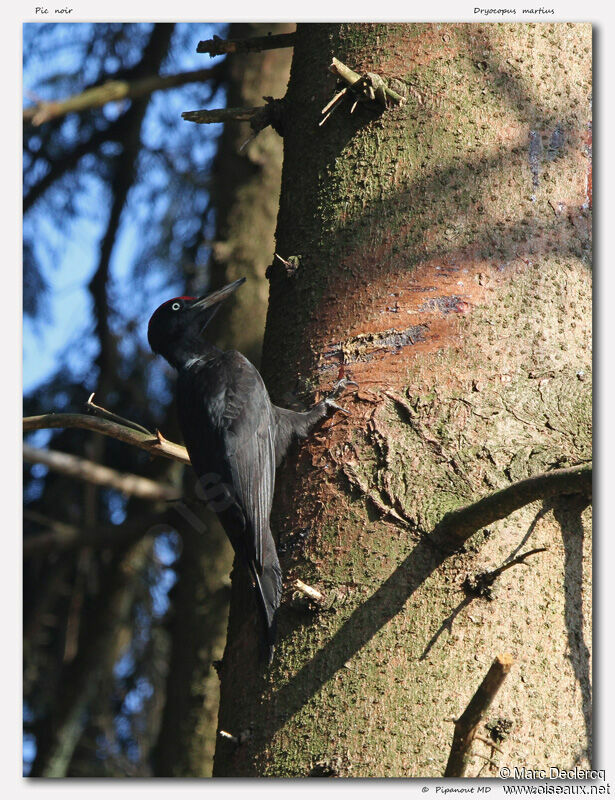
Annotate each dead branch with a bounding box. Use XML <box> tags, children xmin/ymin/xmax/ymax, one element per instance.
<box><xmin>182</xmin><ymin>96</ymin><xmax>285</xmax><ymax>138</ymax></box>
<box><xmin>24</xmin><ymin>67</ymin><xmax>220</xmax><ymax>126</ymax></box>
<box><xmin>23</xmin><ymin>413</ymin><xmax>190</xmax><ymax>465</ymax></box>
<box><xmin>435</xmin><ymin>463</ymin><xmax>591</xmax><ymax>545</ymax></box>
<box><xmin>444</xmin><ymin>654</ymin><xmax>514</xmax><ymax>777</ymax></box>
<box><xmin>23</xmin><ymin>444</ymin><xmax>178</xmax><ymax>502</ymax></box>
<box><xmin>196</xmin><ymin>32</ymin><xmax>296</xmax><ymax>57</ymax></box>
<box><xmin>182</xmin><ymin>106</ymin><xmax>262</xmax><ymax>124</ymax></box>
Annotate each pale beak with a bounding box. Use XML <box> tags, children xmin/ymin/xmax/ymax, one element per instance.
<box><xmin>190</xmin><ymin>277</ymin><xmax>246</xmax><ymax>310</ymax></box>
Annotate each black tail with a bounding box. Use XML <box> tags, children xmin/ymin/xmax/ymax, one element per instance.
<box><xmin>250</xmin><ymin>546</ymin><xmax>282</xmax><ymax>664</ymax></box>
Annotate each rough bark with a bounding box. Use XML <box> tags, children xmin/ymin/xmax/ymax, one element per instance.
<box><xmin>214</xmin><ymin>23</ymin><xmax>592</xmax><ymax>778</ymax></box>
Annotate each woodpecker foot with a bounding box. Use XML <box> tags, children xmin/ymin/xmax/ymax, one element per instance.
<box><xmin>330</xmin><ymin>376</ymin><xmax>359</xmax><ymax>398</ymax></box>
<box><xmin>324</xmin><ymin>376</ymin><xmax>358</xmax><ymax>415</ymax></box>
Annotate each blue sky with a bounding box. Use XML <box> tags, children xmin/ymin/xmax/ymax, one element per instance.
<box><xmin>23</xmin><ymin>22</ymin><xmax>224</xmax><ymax>394</ymax></box>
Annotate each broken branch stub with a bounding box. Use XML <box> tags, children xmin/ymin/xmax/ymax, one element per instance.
<box><xmin>328</xmin><ymin>57</ymin><xmax>406</xmax><ymax>110</ymax></box>
<box><xmin>196</xmin><ymin>32</ymin><xmax>296</xmax><ymax>57</ymax></box>
<box><xmin>181</xmin><ymin>106</ymin><xmax>262</xmax><ymax>124</ymax></box>
<box><xmin>444</xmin><ymin>654</ymin><xmax>514</xmax><ymax>778</ymax></box>
<box><xmin>182</xmin><ymin>96</ymin><xmax>286</xmax><ymax>143</ymax></box>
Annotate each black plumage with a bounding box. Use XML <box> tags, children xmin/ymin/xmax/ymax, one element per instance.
<box><xmin>147</xmin><ymin>278</ymin><xmax>349</xmax><ymax>661</ymax></box>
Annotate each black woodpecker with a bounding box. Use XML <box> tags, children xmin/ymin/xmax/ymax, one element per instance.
<box><xmin>147</xmin><ymin>278</ymin><xmax>352</xmax><ymax>662</ymax></box>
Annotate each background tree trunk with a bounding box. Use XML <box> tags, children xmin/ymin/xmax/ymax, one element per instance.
<box><xmin>214</xmin><ymin>22</ymin><xmax>592</xmax><ymax>778</ymax></box>
<box><xmin>151</xmin><ymin>22</ymin><xmax>294</xmax><ymax>777</ymax></box>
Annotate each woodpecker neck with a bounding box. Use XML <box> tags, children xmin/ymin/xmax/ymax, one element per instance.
<box><xmin>161</xmin><ymin>335</ymin><xmax>221</xmax><ymax>372</ymax></box>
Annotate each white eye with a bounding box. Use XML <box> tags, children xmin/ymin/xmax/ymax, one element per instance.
<box><xmin>171</xmin><ymin>302</ymin><xmax>181</xmax><ymax>311</ymax></box>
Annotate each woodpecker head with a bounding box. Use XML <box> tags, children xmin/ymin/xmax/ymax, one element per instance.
<box><xmin>147</xmin><ymin>277</ymin><xmax>246</xmax><ymax>362</ymax></box>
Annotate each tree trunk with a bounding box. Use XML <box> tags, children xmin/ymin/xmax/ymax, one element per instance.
<box><xmin>207</xmin><ymin>22</ymin><xmax>296</xmax><ymax>366</ymax></box>
<box><xmin>151</xmin><ymin>23</ymin><xmax>293</xmax><ymax>777</ymax></box>
<box><xmin>214</xmin><ymin>22</ymin><xmax>592</xmax><ymax>778</ymax></box>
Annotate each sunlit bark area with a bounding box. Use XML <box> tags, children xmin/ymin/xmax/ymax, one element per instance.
<box><xmin>214</xmin><ymin>23</ymin><xmax>592</xmax><ymax>778</ymax></box>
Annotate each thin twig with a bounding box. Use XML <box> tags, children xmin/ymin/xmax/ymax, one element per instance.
<box><xmin>86</xmin><ymin>393</ymin><xmax>151</xmax><ymax>435</ymax></box>
<box><xmin>319</xmin><ymin>88</ymin><xmax>348</xmax><ymax>126</ymax></box>
<box><xmin>197</xmin><ymin>32</ymin><xmax>296</xmax><ymax>57</ymax></box>
<box><xmin>183</xmin><ymin>96</ymin><xmax>285</xmax><ymax>139</ymax></box>
<box><xmin>485</xmin><ymin>547</ymin><xmax>548</xmax><ymax>581</ymax></box>
<box><xmin>293</xmin><ymin>579</ymin><xmax>325</xmax><ymax>604</ymax></box>
<box><xmin>321</xmin><ymin>86</ymin><xmax>347</xmax><ymax>116</ymax></box>
<box><xmin>329</xmin><ymin>57</ymin><xmax>406</xmax><ymax>106</ymax></box>
<box><xmin>23</xmin><ymin>413</ymin><xmax>191</xmax><ymax>465</ymax></box>
<box><xmin>318</xmin><ymin>108</ymin><xmax>335</xmax><ymax>127</ymax></box>
<box><xmin>444</xmin><ymin>654</ymin><xmax>514</xmax><ymax>777</ymax></box>
<box><xmin>239</xmin><ymin>133</ymin><xmax>257</xmax><ymax>152</ymax></box>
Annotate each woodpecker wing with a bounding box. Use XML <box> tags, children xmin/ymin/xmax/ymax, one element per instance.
<box><xmin>177</xmin><ymin>350</ymin><xmax>276</xmax><ymax>570</ymax></box>
<box><xmin>220</xmin><ymin>352</ymin><xmax>277</xmax><ymax>570</ymax></box>
<box><xmin>217</xmin><ymin>355</ymin><xmax>281</xmax><ymax>655</ymax></box>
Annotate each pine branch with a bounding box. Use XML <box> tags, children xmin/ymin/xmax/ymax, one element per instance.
<box><xmin>182</xmin><ymin>106</ymin><xmax>262</xmax><ymax>124</ymax></box>
<box><xmin>23</xmin><ymin>444</ymin><xmax>178</xmax><ymax>501</ymax></box>
<box><xmin>182</xmin><ymin>97</ymin><xmax>286</xmax><ymax>138</ymax></box>
<box><xmin>24</xmin><ymin>67</ymin><xmax>221</xmax><ymax>126</ymax></box>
